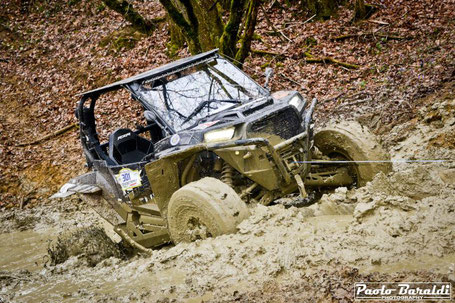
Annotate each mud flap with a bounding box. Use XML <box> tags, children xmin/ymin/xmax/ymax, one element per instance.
<box><xmin>51</xmin><ymin>184</ymin><xmax>100</xmax><ymax>198</ymax></box>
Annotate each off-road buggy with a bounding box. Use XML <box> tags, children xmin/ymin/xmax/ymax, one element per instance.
<box><xmin>54</xmin><ymin>49</ymin><xmax>391</xmax><ymax>248</ymax></box>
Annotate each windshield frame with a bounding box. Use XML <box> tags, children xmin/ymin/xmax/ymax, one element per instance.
<box><xmin>127</xmin><ymin>56</ymin><xmax>268</xmax><ymax>132</ymax></box>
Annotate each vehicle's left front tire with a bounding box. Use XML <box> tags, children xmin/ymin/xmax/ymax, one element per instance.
<box><xmin>167</xmin><ymin>177</ymin><xmax>249</xmax><ymax>243</ymax></box>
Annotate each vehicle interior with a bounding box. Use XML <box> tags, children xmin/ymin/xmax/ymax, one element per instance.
<box><xmin>78</xmin><ymin>92</ymin><xmax>166</xmax><ymax>167</ymax></box>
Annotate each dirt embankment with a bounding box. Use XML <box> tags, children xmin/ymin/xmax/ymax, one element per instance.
<box><xmin>0</xmin><ymin>95</ymin><xmax>454</xmax><ymax>302</ymax></box>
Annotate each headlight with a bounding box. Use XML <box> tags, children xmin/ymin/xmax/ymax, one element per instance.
<box><xmin>203</xmin><ymin>127</ymin><xmax>235</xmax><ymax>143</ymax></box>
<box><xmin>289</xmin><ymin>94</ymin><xmax>304</xmax><ymax>112</ymax></box>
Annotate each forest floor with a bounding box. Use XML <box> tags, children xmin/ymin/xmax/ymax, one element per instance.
<box><xmin>0</xmin><ymin>0</ymin><xmax>454</xmax><ymax>302</ymax></box>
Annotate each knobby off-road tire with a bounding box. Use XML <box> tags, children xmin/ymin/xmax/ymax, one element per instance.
<box><xmin>167</xmin><ymin>177</ymin><xmax>250</xmax><ymax>243</ymax></box>
<box><xmin>314</xmin><ymin>121</ymin><xmax>392</xmax><ymax>186</ymax></box>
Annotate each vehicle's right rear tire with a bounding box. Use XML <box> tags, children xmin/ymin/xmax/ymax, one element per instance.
<box><xmin>167</xmin><ymin>177</ymin><xmax>249</xmax><ymax>243</ymax></box>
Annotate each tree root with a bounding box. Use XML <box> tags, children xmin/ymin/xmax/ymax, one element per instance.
<box><xmin>16</xmin><ymin>123</ymin><xmax>78</xmax><ymax>147</ymax></box>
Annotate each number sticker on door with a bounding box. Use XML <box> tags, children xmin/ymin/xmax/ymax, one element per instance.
<box><xmin>115</xmin><ymin>168</ymin><xmax>142</xmax><ymax>194</ymax></box>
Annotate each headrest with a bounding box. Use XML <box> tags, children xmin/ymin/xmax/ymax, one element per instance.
<box><xmin>111</xmin><ymin>129</ymin><xmax>135</xmax><ymax>145</ymax></box>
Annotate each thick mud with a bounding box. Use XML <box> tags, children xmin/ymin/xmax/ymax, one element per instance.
<box><xmin>1</xmin><ymin>97</ymin><xmax>454</xmax><ymax>302</ymax></box>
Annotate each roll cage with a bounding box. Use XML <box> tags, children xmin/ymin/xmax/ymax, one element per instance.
<box><xmin>76</xmin><ymin>49</ymin><xmax>268</xmax><ymax>167</ymax></box>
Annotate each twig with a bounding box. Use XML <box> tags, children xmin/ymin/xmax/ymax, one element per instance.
<box><xmin>260</xmin><ymin>5</ymin><xmax>293</xmax><ymax>42</ymax></box>
<box><xmin>338</xmin><ymin>98</ymin><xmax>371</xmax><ymax>108</ymax></box>
<box><xmin>114</xmin><ymin>226</ymin><xmax>154</xmax><ymax>255</ymax></box>
<box><xmin>302</xmin><ymin>14</ymin><xmax>317</xmax><ymax>25</ymax></box>
<box><xmin>363</xmin><ymin>19</ymin><xmax>389</xmax><ymax>26</ymax></box>
<box><xmin>277</xmin><ymin>73</ymin><xmax>307</xmax><ymax>91</ymax></box>
<box><xmin>283</xmin><ymin>14</ymin><xmax>316</xmax><ymax>31</ymax></box>
<box><xmin>208</xmin><ymin>0</ymin><xmax>219</xmax><ymax>11</ymax></box>
<box><xmin>323</xmin><ymin>92</ymin><xmax>345</xmax><ymax>103</ymax></box>
<box><xmin>267</xmin><ymin>0</ymin><xmax>284</xmax><ymax>11</ymax></box>
<box><xmin>16</xmin><ymin>123</ymin><xmax>78</xmax><ymax>147</ymax></box>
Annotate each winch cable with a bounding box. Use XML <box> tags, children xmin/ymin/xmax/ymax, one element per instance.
<box><xmin>294</xmin><ymin>159</ymin><xmax>454</xmax><ymax>164</ymax></box>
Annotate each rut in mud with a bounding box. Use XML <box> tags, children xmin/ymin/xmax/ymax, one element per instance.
<box><xmin>1</xmin><ymin>97</ymin><xmax>454</xmax><ymax>302</ymax></box>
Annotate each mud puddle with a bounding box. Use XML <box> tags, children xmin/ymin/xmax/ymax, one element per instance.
<box><xmin>360</xmin><ymin>253</ymin><xmax>455</xmax><ymax>274</ymax></box>
<box><xmin>11</xmin><ymin>266</ymin><xmax>187</xmax><ymax>303</ymax></box>
<box><xmin>0</xmin><ymin>229</ymin><xmax>53</xmax><ymax>272</ymax></box>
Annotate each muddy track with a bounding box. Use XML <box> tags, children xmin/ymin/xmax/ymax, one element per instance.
<box><xmin>1</xmin><ymin>97</ymin><xmax>454</xmax><ymax>302</ymax></box>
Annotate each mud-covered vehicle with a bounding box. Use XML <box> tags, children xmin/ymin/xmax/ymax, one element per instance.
<box><xmin>54</xmin><ymin>49</ymin><xmax>391</xmax><ymax>248</ymax></box>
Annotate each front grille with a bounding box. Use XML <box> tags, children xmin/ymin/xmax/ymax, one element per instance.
<box><xmin>249</xmin><ymin>107</ymin><xmax>301</xmax><ymax>140</ymax></box>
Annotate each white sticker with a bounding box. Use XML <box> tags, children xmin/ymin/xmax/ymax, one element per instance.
<box><xmin>192</xmin><ymin>120</ymin><xmax>220</xmax><ymax>130</ymax></box>
<box><xmin>115</xmin><ymin>168</ymin><xmax>142</xmax><ymax>194</ymax></box>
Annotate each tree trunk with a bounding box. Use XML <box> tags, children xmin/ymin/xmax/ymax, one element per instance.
<box><xmin>102</xmin><ymin>0</ymin><xmax>155</xmax><ymax>34</ymax></box>
<box><xmin>301</xmin><ymin>0</ymin><xmax>343</xmax><ymax>20</ymax></box>
<box><xmin>352</xmin><ymin>0</ymin><xmax>377</xmax><ymax>22</ymax></box>
<box><xmin>235</xmin><ymin>0</ymin><xmax>259</xmax><ymax>66</ymax></box>
<box><xmin>159</xmin><ymin>0</ymin><xmax>202</xmax><ymax>53</ymax></box>
<box><xmin>353</xmin><ymin>0</ymin><xmax>366</xmax><ymax>21</ymax></box>
<box><xmin>219</xmin><ymin>0</ymin><xmax>247</xmax><ymax>58</ymax></box>
<box><xmin>195</xmin><ymin>0</ymin><xmax>224</xmax><ymax>50</ymax></box>
<box><xmin>106</xmin><ymin>0</ymin><xmax>261</xmax><ymax>66</ymax></box>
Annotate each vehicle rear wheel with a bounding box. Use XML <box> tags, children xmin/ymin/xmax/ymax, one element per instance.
<box><xmin>167</xmin><ymin>177</ymin><xmax>250</xmax><ymax>243</ymax></box>
<box><xmin>313</xmin><ymin>121</ymin><xmax>392</xmax><ymax>186</ymax></box>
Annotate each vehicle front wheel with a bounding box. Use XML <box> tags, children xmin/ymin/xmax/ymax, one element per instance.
<box><xmin>167</xmin><ymin>177</ymin><xmax>250</xmax><ymax>243</ymax></box>
<box><xmin>313</xmin><ymin>121</ymin><xmax>392</xmax><ymax>186</ymax></box>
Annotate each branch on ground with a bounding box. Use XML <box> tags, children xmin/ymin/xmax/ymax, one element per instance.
<box><xmin>252</xmin><ymin>50</ymin><xmax>359</xmax><ymax>69</ymax></box>
<box><xmin>251</xmin><ymin>49</ymin><xmax>284</xmax><ymax>58</ymax></box>
<box><xmin>304</xmin><ymin>55</ymin><xmax>360</xmax><ymax>69</ymax></box>
<box><xmin>332</xmin><ymin>32</ymin><xmax>406</xmax><ymax>41</ymax></box>
<box><xmin>16</xmin><ymin>123</ymin><xmax>78</xmax><ymax>147</ymax></box>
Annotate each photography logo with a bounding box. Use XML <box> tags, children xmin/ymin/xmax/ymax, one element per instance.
<box><xmin>354</xmin><ymin>282</ymin><xmax>452</xmax><ymax>301</ymax></box>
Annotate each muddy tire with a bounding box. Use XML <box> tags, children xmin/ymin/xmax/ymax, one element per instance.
<box><xmin>167</xmin><ymin>177</ymin><xmax>250</xmax><ymax>243</ymax></box>
<box><xmin>314</xmin><ymin>121</ymin><xmax>392</xmax><ymax>186</ymax></box>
